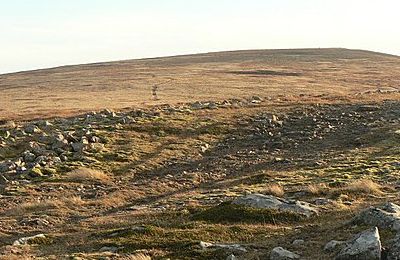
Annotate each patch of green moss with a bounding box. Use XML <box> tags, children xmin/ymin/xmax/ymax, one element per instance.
<box><xmin>191</xmin><ymin>202</ymin><xmax>304</xmax><ymax>224</ymax></box>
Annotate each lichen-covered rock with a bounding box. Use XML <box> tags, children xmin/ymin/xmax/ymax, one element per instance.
<box><xmin>335</xmin><ymin>227</ymin><xmax>381</xmax><ymax>260</ymax></box>
<box><xmin>270</xmin><ymin>247</ymin><xmax>300</xmax><ymax>260</ymax></box>
<box><xmin>232</xmin><ymin>194</ymin><xmax>318</xmax><ymax>217</ymax></box>
<box><xmin>353</xmin><ymin>203</ymin><xmax>400</xmax><ymax>232</ymax></box>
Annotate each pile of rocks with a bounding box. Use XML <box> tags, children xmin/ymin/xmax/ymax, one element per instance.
<box><xmin>1</xmin><ymin>97</ymin><xmax>267</xmax><ymax>180</ymax></box>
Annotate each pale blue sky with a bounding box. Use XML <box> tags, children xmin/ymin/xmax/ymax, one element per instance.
<box><xmin>1</xmin><ymin>0</ymin><xmax>399</xmax><ymax>73</ymax></box>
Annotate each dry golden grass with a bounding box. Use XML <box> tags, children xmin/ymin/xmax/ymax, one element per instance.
<box><xmin>344</xmin><ymin>179</ymin><xmax>383</xmax><ymax>195</ymax></box>
<box><xmin>120</xmin><ymin>254</ymin><xmax>151</xmax><ymax>260</ymax></box>
<box><xmin>11</xmin><ymin>200</ymin><xmax>59</xmax><ymax>215</ymax></box>
<box><xmin>66</xmin><ymin>168</ymin><xmax>111</xmax><ymax>183</ymax></box>
<box><xmin>306</xmin><ymin>183</ymin><xmax>328</xmax><ymax>195</ymax></box>
<box><xmin>263</xmin><ymin>184</ymin><xmax>285</xmax><ymax>197</ymax></box>
<box><xmin>1</xmin><ymin>48</ymin><xmax>399</xmax><ymax>120</ymax></box>
<box><xmin>6</xmin><ymin>196</ymin><xmax>86</xmax><ymax>216</ymax></box>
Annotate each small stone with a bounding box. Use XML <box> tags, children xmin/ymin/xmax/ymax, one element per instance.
<box><xmin>226</xmin><ymin>254</ymin><xmax>237</xmax><ymax>260</ymax></box>
<box><xmin>199</xmin><ymin>241</ymin><xmax>247</xmax><ymax>252</ymax></box>
<box><xmin>270</xmin><ymin>247</ymin><xmax>300</xmax><ymax>260</ymax></box>
<box><xmin>71</xmin><ymin>142</ymin><xmax>85</xmax><ymax>152</ymax></box>
<box><xmin>13</xmin><ymin>234</ymin><xmax>47</xmax><ymax>246</ymax></box>
<box><xmin>25</xmin><ymin>124</ymin><xmax>41</xmax><ymax>134</ymax></box>
<box><xmin>23</xmin><ymin>151</ymin><xmax>36</xmax><ymax>163</ymax></box>
<box><xmin>292</xmin><ymin>239</ymin><xmax>305</xmax><ymax>246</ymax></box>
<box><xmin>324</xmin><ymin>240</ymin><xmax>344</xmax><ymax>252</ymax></box>
<box><xmin>90</xmin><ymin>136</ymin><xmax>101</xmax><ymax>143</ymax></box>
<box><xmin>35</xmin><ymin>156</ymin><xmax>48</xmax><ymax>166</ymax></box>
<box><xmin>0</xmin><ymin>161</ymin><xmax>15</xmax><ymax>173</ymax></box>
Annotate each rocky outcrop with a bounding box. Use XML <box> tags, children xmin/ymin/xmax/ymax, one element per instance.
<box><xmin>232</xmin><ymin>194</ymin><xmax>318</xmax><ymax>217</ymax></box>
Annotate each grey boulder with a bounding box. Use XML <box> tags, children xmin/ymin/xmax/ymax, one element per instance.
<box><xmin>270</xmin><ymin>247</ymin><xmax>300</xmax><ymax>260</ymax></box>
<box><xmin>232</xmin><ymin>194</ymin><xmax>318</xmax><ymax>217</ymax></box>
<box><xmin>335</xmin><ymin>227</ymin><xmax>381</xmax><ymax>260</ymax></box>
<box><xmin>353</xmin><ymin>203</ymin><xmax>400</xmax><ymax>232</ymax></box>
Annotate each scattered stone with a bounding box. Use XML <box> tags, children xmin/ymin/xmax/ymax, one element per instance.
<box><xmin>324</xmin><ymin>240</ymin><xmax>345</xmax><ymax>252</ymax></box>
<box><xmin>232</xmin><ymin>194</ymin><xmax>318</xmax><ymax>217</ymax></box>
<box><xmin>199</xmin><ymin>241</ymin><xmax>247</xmax><ymax>252</ymax></box>
<box><xmin>270</xmin><ymin>247</ymin><xmax>300</xmax><ymax>260</ymax></box>
<box><xmin>25</xmin><ymin>124</ymin><xmax>41</xmax><ymax>134</ymax></box>
<box><xmin>292</xmin><ymin>239</ymin><xmax>305</xmax><ymax>246</ymax></box>
<box><xmin>0</xmin><ymin>161</ymin><xmax>15</xmax><ymax>173</ymax></box>
<box><xmin>335</xmin><ymin>227</ymin><xmax>381</xmax><ymax>260</ymax></box>
<box><xmin>23</xmin><ymin>151</ymin><xmax>36</xmax><ymax>163</ymax></box>
<box><xmin>13</xmin><ymin>234</ymin><xmax>47</xmax><ymax>246</ymax></box>
<box><xmin>71</xmin><ymin>142</ymin><xmax>86</xmax><ymax>152</ymax></box>
<box><xmin>226</xmin><ymin>254</ymin><xmax>237</xmax><ymax>260</ymax></box>
<box><xmin>314</xmin><ymin>198</ymin><xmax>333</xmax><ymax>205</ymax></box>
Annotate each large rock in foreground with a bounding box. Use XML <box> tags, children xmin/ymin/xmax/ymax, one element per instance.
<box><xmin>335</xmin><ymin>227</ymin><xmax>381</xmax><ymax>260</ymax></box>
<box><xmin>232</xmin><ymin>194</ymin><xmax>318</xmax><ymax>217</ymax></box>
<box><xmin>353</xmin><ymin>203</ymin><xmax>400</xmax><ymax>232</ymax></box>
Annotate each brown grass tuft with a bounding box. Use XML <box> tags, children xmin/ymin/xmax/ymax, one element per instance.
<box><xmin>263</xmin><ymin>184</ymin><xmax>285</xmax><ymax>197</ymax></box>
<box><xmin>67</xmin><ymin>167</ymin><xmax>111</xmax><ymax>183</ymax></box>
<box><xmin>120</xmin><ymin>253</ymin><xmax>151</xmax><ymax>260</ymax></box>
<box><xmin>344</xmin><ymin>179</ymin><xmax>382</xmax><ymax>195</ymax></box>
<box><xmin>306</xmin><ymin>183</ymin><xmax>327</xmax><ymax>195</ymax></box>
<box><xmin>11</xmin><ymin>200</ymin><xmax>60</xmax><ymax>215</ymax></box>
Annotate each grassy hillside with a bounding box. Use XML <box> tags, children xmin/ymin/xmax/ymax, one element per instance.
<box><xmin>1</xmin><ymin>48</ymin><xmax>399</xmax><ymax>120</ymax></box>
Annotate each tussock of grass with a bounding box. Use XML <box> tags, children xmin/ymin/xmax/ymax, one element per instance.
<box><xmin>66</xmin><ymin>167</ymin><xmax>111</xmax><ymax>183</ymax></box>
<box><xmin>306</xmin><ymin>183</ymin><xmax>328</xmax><ymax>195</ymax></box>
<box><xmin>6</xmin><ymin>196</ymin><xmax>86</xmax><ymax>215</ymax></box>
<box><xmin>120</xmin><ymin>254</ymin><xmax>151</xmax><ymax>260</ymax></box>
<box><xmin>12</xmin><ymin>200</ymin><xmax>59</xmax><ymax>214</ymax></box>
<box><xmin>191</xmin><ymin>202</ymin><xmax>303</xmax><ymax>224</ymax></box>
<box><xmin>262</xmin><ymin>184</ymin><xmax>285</xmax><ymax>197</ymax></box>
<box><xmin>344</xmin><ymin>179</ymin><xmax>382</xmax><ymax>195</ymax></box>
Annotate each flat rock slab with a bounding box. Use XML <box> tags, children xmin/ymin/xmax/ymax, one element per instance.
<box><xmin>232</xmin><ymin>194</ymin><xmax>318</xmax><ymax>217</ymax></box>
<box><xmin>335</xmin><ymin>227</ymin><xmax>381</xmax><ymax>260</ymax></box>
<box><xmin>353</xmin><ymin>203</ymin><xmax>400</xmax><ymax>232</ymax></box>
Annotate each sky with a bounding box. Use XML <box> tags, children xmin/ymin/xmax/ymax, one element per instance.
<box><xmin>0</xmin><ymin>0</ymin><xmax>399</xmax><ymax>74</ymax></box>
